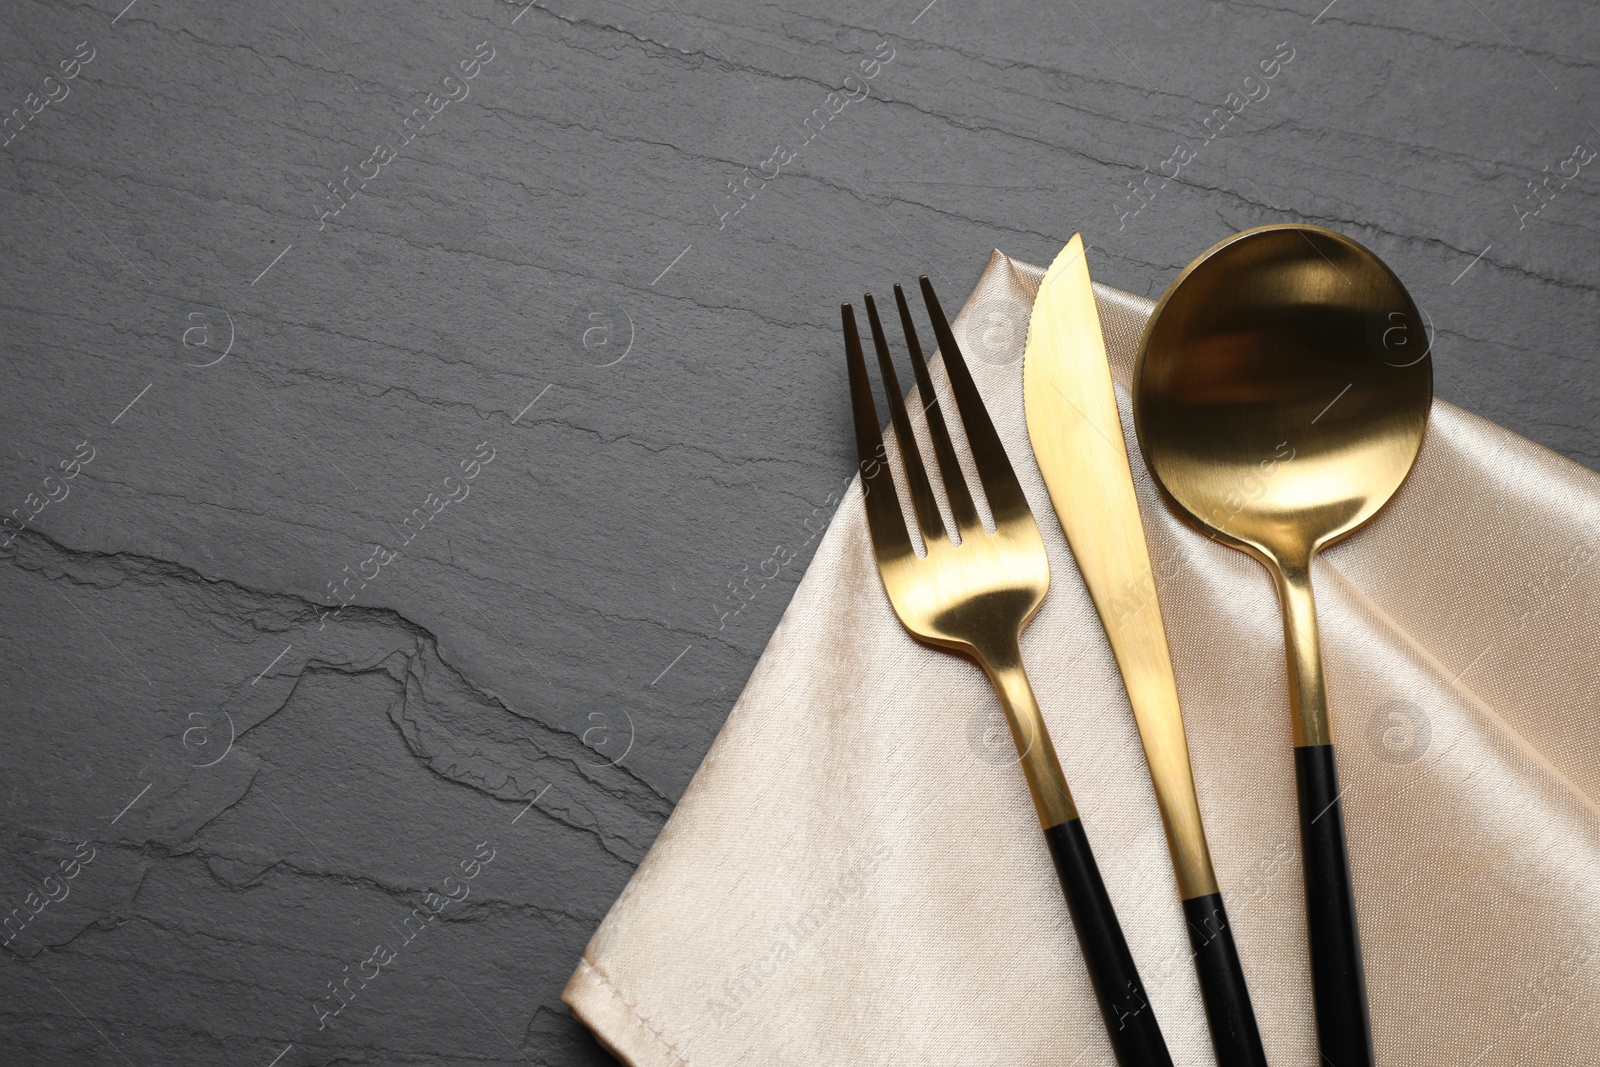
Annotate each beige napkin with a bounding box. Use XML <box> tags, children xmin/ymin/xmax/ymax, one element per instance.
<box><xmin>564</xmin><ymin>251</ymin><xmax>1600</xmax><ymax>1065</ymax></box>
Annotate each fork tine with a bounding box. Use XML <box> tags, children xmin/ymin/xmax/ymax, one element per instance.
<box><xmin>919</xmin><ymin>275</ymin><xmax>1031</xmax><ymax>524</ymax></box>
<box><xmin>895</xmin><ymin>283</ymin><xmax>982</xmax><ymax>536</ymax></box>
<box><xmin>843</xmin><ymin>303</ymin><xmax>916</xmax><ymax>563</ymax></box>
<box><xmin>865</xmin><ymin>293</ymin><xmax>946</xmax><ymax>544</ymax></box>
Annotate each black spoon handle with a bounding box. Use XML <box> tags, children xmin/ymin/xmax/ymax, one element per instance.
<box><xmin>1296</xmin><ymin>743</ymin><xmax>1375</xmax><ymax>1067</ymax></box>
<box><xmin>1044</xmin><ymin>818</ymin><xmax>1175</xmax><ymax>1067</ymax></box>
<box><xmin>1183</xmin><ymin>893</ymin><xmax>1269</xmax><ymax>1067</ymax></box>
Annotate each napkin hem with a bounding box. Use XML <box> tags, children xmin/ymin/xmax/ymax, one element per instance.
<box><xmin>564</xmin><ymin>955</ymin><xmax>689</xmax><ymax>1067</ymax></box>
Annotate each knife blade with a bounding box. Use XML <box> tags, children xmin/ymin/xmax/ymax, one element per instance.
<box><xmin>1022</xmin><ymin>234</ymin><xmax>1266</xmax><ymax>1065</ymax></box>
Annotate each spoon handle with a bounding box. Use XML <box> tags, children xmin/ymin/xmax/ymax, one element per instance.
<box><xmin>1296</xmin><ymin>743</ymin><xmax>1375</xmax><ymax>1066</ymax></box>
<box><xmin>1273</xmin><ymin>560</ymin><xmax>1376</xmax><ymax>1065</ymax></box>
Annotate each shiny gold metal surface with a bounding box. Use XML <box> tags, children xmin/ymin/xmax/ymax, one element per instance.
<box><xmin>1022</xmin><ymin>234</ymin><xmax>1219</xmax><ymax>901</ymax></box>
<box><xmin>1132</xmin><ymin>224</ymin><xmax>1433</xmax><ymax>748</ymax></box>
<box><xmin>845</xmin><ymin>278</ymin><xmax>1076</xmax><ymax>829</ymax></box>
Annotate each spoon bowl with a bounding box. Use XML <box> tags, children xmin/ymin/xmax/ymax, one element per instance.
<box><xmin>1133</xmin><ymin>223</ymin><xmax>1432</xmax><ymax>1067</ymax></box>
<box><xmin>1134</xmin><ymin>224</ymin><xmax>1432</xmax><ymax>565</ymax></box>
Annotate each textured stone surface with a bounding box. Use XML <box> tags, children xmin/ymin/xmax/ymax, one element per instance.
<box><xmin>0</xmin><ymin>0</ymin><xmax>1593</xmax><ymax>1064</ymax></box>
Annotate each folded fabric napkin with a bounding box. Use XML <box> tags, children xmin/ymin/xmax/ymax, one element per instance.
<box><xmin>564</xmin><ymin>250</ymin><xmax>1600</xmax><ymax>1065</ymax></box>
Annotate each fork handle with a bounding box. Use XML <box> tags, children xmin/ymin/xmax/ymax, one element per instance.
<box><xmin>1044</xmin><ymin>818</ymin><xmax>1175</xmax><ymax>1067</ymax></box>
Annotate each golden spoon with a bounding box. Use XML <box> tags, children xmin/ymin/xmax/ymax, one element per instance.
<box><xmin>1132</xmin><ymin>223</ymin><xmax>1432</xmax><ymax>1066</ymax></box>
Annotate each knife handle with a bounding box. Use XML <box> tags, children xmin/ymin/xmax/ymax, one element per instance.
<box><xmin>1295</xmin><ymin>743</ymin><xmax>1375</xmax><ymax>1067</ymax></box>
<box><xmin>1183</xmin><ymin>893</ymin><xmax>1268</xmax><ymax>1066</ymax></box>
<box><xmin>1044</xmin><ymin>818</ymin><xmax>1174</xmax><ymax>1067</ymax></box>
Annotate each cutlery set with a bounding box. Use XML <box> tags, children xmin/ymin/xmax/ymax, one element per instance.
<box><xmin>841</xmin><ymin>224</ymin><xmax>1433</xmax><ymax>1066</ymax></box>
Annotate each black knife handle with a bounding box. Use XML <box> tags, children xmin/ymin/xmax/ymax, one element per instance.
<box><xmin>1183</xmin><ymin>893</ymin><xmax>1268</xmax><ymax>1067</ymax></box>
<box><xmin>1044</xmin><ymin>818</ymin><xmax>1174</xmax><ymax>1067</ymax></box>
<box><xmin>1296</xmin><ymin>743</ymin><xmax>1375</xmax><ymax>1067</ymax></box>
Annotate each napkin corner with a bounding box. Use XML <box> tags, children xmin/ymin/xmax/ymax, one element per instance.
<box><xmin>563</xmin><ymin>956</ymin><xmax>686</xmax><ymax>1067</ymax></box>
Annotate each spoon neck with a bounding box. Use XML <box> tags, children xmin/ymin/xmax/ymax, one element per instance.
<box><xmin>1272</xmin><ymin>559</ymin><xmax>1333</xmax><ymax>748</ymax></box>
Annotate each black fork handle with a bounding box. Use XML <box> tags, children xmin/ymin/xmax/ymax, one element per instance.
<box><xmin>1045</xmin><ymin>818</ymin><xmax>1175</xmax><ymax>1067</ymax></box>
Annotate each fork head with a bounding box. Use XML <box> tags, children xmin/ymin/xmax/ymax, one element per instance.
<box><xmin>843</xmin><ymin>276</ymin><xmax>1049</xmax><ymax>666</ymax></box>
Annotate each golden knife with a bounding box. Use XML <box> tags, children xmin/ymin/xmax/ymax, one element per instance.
<box><xmin>1022</xmin><ymin>234</ymin><xmax>1266</xmax><ymax>1065</ymax></box>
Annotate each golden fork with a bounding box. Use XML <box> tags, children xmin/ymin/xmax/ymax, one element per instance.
<box><xmin>843</xmin><ymin>277</ymin><xmax>1173</xmax><ymax>1067</ymax></box>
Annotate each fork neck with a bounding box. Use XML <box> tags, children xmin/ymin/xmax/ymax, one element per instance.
<box><xmin>971</xmin><ymin>636</ymin><xmax>1080</xmax><ymax>829</ymax></box>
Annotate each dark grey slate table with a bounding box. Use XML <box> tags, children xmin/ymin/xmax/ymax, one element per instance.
<box><xmin>1</xmin><ymin>1</ymin><xmax>1593</xmax><ymax>1063</ymax></box>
